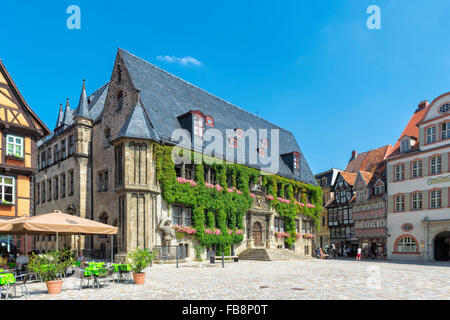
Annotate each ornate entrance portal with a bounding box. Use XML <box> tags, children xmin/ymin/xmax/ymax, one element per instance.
<box><xmin>434</xmin><ymin>231</ymin><xmax>450</xmax><ymax>261</ymax></box>
<box><xmin>252</xmin><ymin>222</ymin><xmax>263</xmax><ymax>247</ymax></box>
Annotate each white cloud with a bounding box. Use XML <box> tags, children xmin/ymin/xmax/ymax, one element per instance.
<box><xmin>156</xmin><ymin>55</ymin><xmax>202</xmax><ymax>66</ymax></box>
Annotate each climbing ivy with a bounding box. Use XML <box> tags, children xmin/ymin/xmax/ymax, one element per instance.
<box><xmin>154</xmin><ymin>145</ymin><xmax>323</xmax><ymax>248</ymax></box>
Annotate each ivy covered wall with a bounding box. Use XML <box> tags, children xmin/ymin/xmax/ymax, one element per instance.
<box><xmin>154</xmin><ymin>145</ymin><xmax>323</xmax><ymax>249</ymax></box>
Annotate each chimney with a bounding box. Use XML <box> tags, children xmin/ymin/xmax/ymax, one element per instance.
<box><xmin>417</xmin><ymin>100</ymin><xmax>429</xmax><ymax>112</ymax></box>
<box><xmin>349</xmin><ymin>150</ymin><xmax>357</xmax><ymax>162</ymax></box>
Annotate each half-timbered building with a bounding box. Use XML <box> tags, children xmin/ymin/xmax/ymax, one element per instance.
<box><xmin>0</xmin><ymin>59</ymin><xmax>51</xmax><ymax>252</ymax></box>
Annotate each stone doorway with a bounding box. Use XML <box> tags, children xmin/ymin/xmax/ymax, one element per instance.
<box><xmin>434</xmin><ymin>231</ymin><xmax>450</xmax><ymax>261</ymax></box>
<box><xmin>252</xmin><ymin>222</ymin><xmax>263</xmax><ymax>247</ymax></box>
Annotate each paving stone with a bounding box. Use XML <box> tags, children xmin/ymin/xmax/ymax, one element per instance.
<box><xmin>6</xmin><ymin>259</ymin><xmax>450</xmax><ymax>300</ymax></box>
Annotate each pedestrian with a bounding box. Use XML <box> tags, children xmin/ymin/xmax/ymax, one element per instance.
<box><xmin>356</xmin><ymin>247</ymin><xmax>362</xmax><ymax>261</ymax></box>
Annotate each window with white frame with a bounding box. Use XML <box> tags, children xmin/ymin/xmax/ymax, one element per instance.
<box><xmin>172</xmin><ymin>205</ymin><xmax>193</xmax><ymax>226</ymax></box>
<box><xmin>411</xmin><ymin>160</ymin><xmax>422</xmax><ymax>178</ymax></box>
<box><xmin>394</xmin><ymin>164</ymin><xmax>405</xmax><ymax>181</ymax></box>
<box><xmin>0</xmin><ymin>176</ymin><xmax>14</xmax><ymax>204</ymax></box>
<box><xmin>441</xmin><ymin>122</ymin><xmax>449</xmax><ymax>140</ymax></box>
<box><xmin>412</xmin><ymin>192</ymin><xmax>422</xmax><ymax>210</ymax></box>
<box><xmin>6</xmin><ymin>135</ymin><xmax>24</xmax><ymax>158</ymax></box>
<box><xmin>193</xmin><ymin>114</ymin><xmax>204</xmax><ymax>137</ymax></box>
<box><xmin>396</xmin><ymin>236</ymin><xmax>417</xmax><ymax>253</ymax></box>
<box><xmin>400</xmin><ymin>138</ymin><xmax>410</xmax><ymax>152</ymax></box>
<box><xmin>426</xmin><ymin>126</ymin><xmax>436</xmax><ymax>144</ymax></box>
<box><xmin>430</xmin><ymin>156</ymin><xmax>441</xmax><ymax>175</ymax></box>
<box><xmin>430</xmin><ymin>189</ymin><xmax>441</xmax><ymax>208</ymax></box>
<box><xmin>395</xmin><ymin>195</ymin><xmax>405</xmax><ymax>212</ymax></box>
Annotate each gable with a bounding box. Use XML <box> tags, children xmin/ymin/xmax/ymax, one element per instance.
<box><xmin>0</xmin><ymin>60</ymin><xmax>50</xmax><ymax>136</ymax></box>
<box><xmin>420</xmin><ymin>92</ymin><xmax>450</xmax><ymax>124</ymax></box>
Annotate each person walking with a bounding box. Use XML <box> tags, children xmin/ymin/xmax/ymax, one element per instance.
<box><xmin>356</xmin><ymin>247</ymin><xmax>362</xmax><ymax>261</ymax></box>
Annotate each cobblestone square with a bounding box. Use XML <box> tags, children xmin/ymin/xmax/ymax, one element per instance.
<box><xmin>10</xmin><ymin>259</ymin><xmax>450</xmax><ymax>300</ymax></box>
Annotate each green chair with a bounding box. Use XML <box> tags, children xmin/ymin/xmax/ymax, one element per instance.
<box><xmin>95</xmin><ymin>268</ymin><xmax>110</xmax><ymax>288</ymax></box>
<box><xmin>110</xmin><ymin>264</ymin><xmax>120</xmax><ymax>282</ymax></box>
<box><xmin>119</xmin><ymin>264</ymin><xmax>132</xmax><ymax>283</ymax></box>
<box><xmin>0</xmin><ymin>273</ymin><xmax>16</xmax><ymax>299</ymax></box>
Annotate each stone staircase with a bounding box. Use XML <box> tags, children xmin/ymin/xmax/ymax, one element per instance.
<box><xmin>238</xmin><ymin>248</ymin><xmax>310</xmax><ymax>261</ymax></box>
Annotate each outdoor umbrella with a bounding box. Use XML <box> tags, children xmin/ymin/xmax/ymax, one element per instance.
<box><xmin>8</xmin><ymin>210</ymin><xmax>118</xmax><ymax>236</ymax></box>
<box><xmin>0</xmin><ymin>218</ymin><xmax>12</xmax><ymax>232</ymax></box>
<box><xmin>1</xmin><ymin>210</ymin><xmax>118</xmax><ymax>263</ymax></box>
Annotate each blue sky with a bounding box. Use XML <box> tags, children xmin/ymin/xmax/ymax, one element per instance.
<box><xmin>1</xmin><ymin>1</ymin><xmax>450</xmax><ymax>175</ymax></box>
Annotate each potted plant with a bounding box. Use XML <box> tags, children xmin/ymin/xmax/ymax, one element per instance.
<box><xmin>27</xmin><ymin>250</ymin><xmax>74</xmax><ymax>294</ymax></box>
<box><xmin>127</xmin><ymin>248</ymin><xmax>157</xmax><ymax>285</ymax></box>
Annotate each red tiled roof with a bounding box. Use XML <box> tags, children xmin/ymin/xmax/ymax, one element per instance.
<box><xmin>340</xmin><ymin>171</ymin><xmax>357</xmax><ymax>186</ymax></box>
<box><xmin>388</xmin><ymin>105</ymin><xmax>429</xmax><ymax>158</ymax></box>
<box><xmin>359</xmin><ymin>170</ymin><xmax>373</xmax><ymax>185</ymax></box>
<box><xmin>345</xmin><ymin>145</ymin><xmax>392</xmax><ymax>173</ymax></box>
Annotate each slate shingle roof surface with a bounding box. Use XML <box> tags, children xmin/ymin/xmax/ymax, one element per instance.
<box><xmin>38</xmin><ymin>83</ymin><xmax>110</xmax><ymax>148</ymax></box>
<box><xmin>116</xmin><ymin>102</ymin><xmax>158</xmax><ymax>141</ymax></box>
<box><xmin>73</xmin><ymin>81</ymin><xmax>91</xmax><ymax>119</ymax></box>
<box><xmin>118</xmin><ymin>49</ymin><xmax>317</xmax><ymax>185</ymax></box>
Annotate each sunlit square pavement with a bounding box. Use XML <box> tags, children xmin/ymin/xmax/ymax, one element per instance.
<box><xmin>9</xmin><ymin>258</ymin><xmax>450</xmax><ymax>300</ymax></box>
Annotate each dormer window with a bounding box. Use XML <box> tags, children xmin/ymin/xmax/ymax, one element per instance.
<box><xmin>235</xmin><ymin>128</ymin><xmax>244</xmax><ymax>138</ymax></box>
<box><xmin>400</xmin><ymin>137</ymin><xmax>411</xmax><ymax>152</ymax></box>
<box><xmin>205</xmin><ymin>116</ymin><xmax>214</xmax><ymax>127</ymax></box>
<box><xmin>193</xmin><ymin>112</ymin><xmax>204</xmax><ymax>137</ymax></box>
<box><xmin>293</xmin><ymin>152</ymin><xmax>300</xmax><ymax>170</ymax></box>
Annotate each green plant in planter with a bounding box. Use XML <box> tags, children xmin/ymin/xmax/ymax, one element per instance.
<box><xmin>27</xmin><ymin>250</ymin><xmax>74</xmax><ymax>282</ymax></box>
<box><xmin>127</xmin><ymin>248</ymin><xmax>157</xmax><ymax>274</ymax></box>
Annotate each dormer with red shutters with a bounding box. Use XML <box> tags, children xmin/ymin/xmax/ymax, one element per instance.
<box><xmin>177</xmin><ymin>110</ymin><xmax>207</xmax><ymax>142</ymax></box>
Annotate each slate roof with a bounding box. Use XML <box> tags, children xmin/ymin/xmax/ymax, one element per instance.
<box><xmin>38</xmin><ymin>83</ymin><xmax>109</xmax><ymax>148</ymax></box>
<box><xmin>55</xmin><ymin>104</ymin><xmax>64</xmax><ymax>128</ymax></box>
<box><xmin>118</xmin><ymin>49</ymin><xmax>317</xmax><ymax>185</ymax></box>
<box><xmin>73</xmin><ymin>80</ymin><xmax>90</xmax><ymax>119</ymax></box>
<box><xmin>116</xmin><ymin>101</ymin><xmax>158</xmax><ymax>141</ymax></box>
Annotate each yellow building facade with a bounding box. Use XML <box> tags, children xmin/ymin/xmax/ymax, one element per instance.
<box><xmin>0</xmin><ymin>59</ymin><xmax>50</xmax><ymax>252</ymax></box>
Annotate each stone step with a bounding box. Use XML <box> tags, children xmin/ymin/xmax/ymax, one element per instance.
<box><xmin>238</xmin><ymin>248</ymin><xmax>307</xmax><ymax>261</ymax></box>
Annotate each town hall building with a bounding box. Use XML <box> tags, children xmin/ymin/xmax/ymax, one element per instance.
<box><xmin>33</xmin><ymin>49</ymin><xmax>320</xmax><ymax>261</ymax></box>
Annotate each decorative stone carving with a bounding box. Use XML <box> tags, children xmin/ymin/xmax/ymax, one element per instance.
<box><xmin>157</xmin><ymin>219</ymin><xmax>175</xmax><ymax>247</ymax></box>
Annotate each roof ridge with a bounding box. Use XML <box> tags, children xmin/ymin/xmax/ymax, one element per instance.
<box><xmin>118</xmin><ymin>48</ymin><xmax>291</xmax><ymax>133</ymax></box>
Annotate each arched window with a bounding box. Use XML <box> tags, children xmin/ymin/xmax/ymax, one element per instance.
<box><xmin>117</xmin><ymin>92</ymin><xmax>123</xmax><ymax>110</ymax></box>
<box><xmin>395</xmin><ymin>235</ymin><xmax>418</xmax><ymax>253</ymax></box>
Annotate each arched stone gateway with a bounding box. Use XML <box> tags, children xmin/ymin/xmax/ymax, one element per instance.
<box><xmin>252</xmin><ymin>222</ymin><xmax>263</xmax><ymax>247</ymax></box>
<box><xmin>434</xmin><ymin>231</ymin><xmax>450</xmax><ymax>261</ymax></box>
